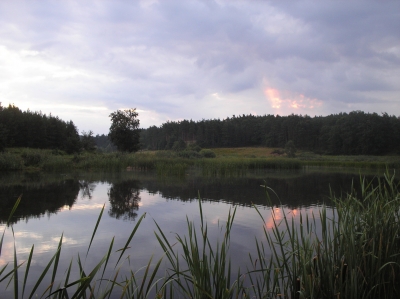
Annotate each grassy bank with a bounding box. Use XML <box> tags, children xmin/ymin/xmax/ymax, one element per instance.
<box><xmin>1</xmin><ymin>172</ymin><xmax>400</xmax><ymax>298</ymax></box>
<box><xmin>0</xmin><ymin>147</ymin><xmax>399</xmax><ymax>174</ymax></box>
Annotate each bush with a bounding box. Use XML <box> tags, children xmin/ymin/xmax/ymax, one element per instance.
<box><xmin>200</xmin><ymin>149</ymin><xmax>216</xmax><ymax>158</ymax></box>
<box><xmin>0</xmin><ymin>152</ymin><xmax>24</xmax><ymax>170</ymax></box>
<box><xmin>187</xmin><ymin>143</ymin><xmax>202</xmax><ymax>152</ymax></box>
<box><xmin>178</xmin><ymin>150</ymin><xmax>202</xmax><ymax>159</ymax></box>
<box><xmin>284</xmin><ymin>140</ymin><xmax>296</xmax><ymax>158</ymax></box>
<box><xmin>172</xmin><ymin>139</ymin><xmax>187</xmax><ymax>151</ymax></box>
<box><xmin>271</xmin><ymin>148</ymin><xmax>285</xmax><ymax>155</ymax></box>
<box><xmin>155</xmin><ymin>150</ymin><xmax>177</xmax><ymax>158</ymax></box>
<box><xmin>21</xmin><ymin>149</ymin><xmax>47</xmax><ymax>167</ymax></box>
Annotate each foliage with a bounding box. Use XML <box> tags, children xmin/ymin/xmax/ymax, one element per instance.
<box><xmin>1</xmin><ymin>172</ymin><xmax>400</xmax><ymax>298</ymax></box>
<box><xmin>140</xmin><ymin>111</ymin><xmax>400</xmax><ymax>155</ymax></box>
<box><xmin>0</xmin><ymin>104</ymin><xmax>81</xmax><ymax>153</ymax></box>
<box><xmin>271</xmin><ymin>148</ymin><xmax>285</xmax><ymax>155</ymax></box>
<box><xmin>172</xmin><ymin>139</ymin><xmax>187</xmax><ymax>151</ymax></box>
<box><xmin>177</xmin><ymin>150</ymin><xmax>202</xmax><ymax>159</ymax></box>
<box><xmin>0</xmin><ymin>200</ymin><xmax>159</xmax><ymax>299</ymax></box>
<box><xmin>155</xmin><ymin>200</ymin><xmax>244</xmax><ymax>299</ymax></box>
<box><xmin>80</xmin><ymin>130</ymin><xmax>96</xmax><ymax>152</ymax></box>
<box><xmin>284</xmin><ymin>140</ymin><xmax>297</xmax><ymax>157</ymax></box>
<box><xmin>21</xmin><ymin>149</ymin><xmax>47</xmax><ymax>167</ymax></box>
<box><xmin>187</xmin><ymin>143</ymin><xmax>202</xmax><ymax>152</ymax></box>
<box><xmin>109</xmin><ymin>108</ymin><xmax>140</xmax><ymax>152</ymax></box>
<box><xmin>4</xmin><ymin>146</ymin><xmax>399</xmax><ymax>174</ymax></box>
<box><xmin>0</xmin><ymin>124</ymin><xmax>7</xmax><ymax>152</ymax></box>
<box><xmin>92</xmin><ymin>133</ymin><xmax>116</xmax><ymax>152</ymax></box>
<box><xmin>250</xmin><ymin>171</ymin><xmax>400</xmax><ymax>298</ymax></box>
<box><xmin>64</xmin><ymin>121</ymin><xmax>82</xmax><ymax>154</ymax></box>
<box><xmin>0</xmin><ymin>152</ymin><xmax>24</xmax><ymax>170</ymax></box>
<box><xmin>200</xmin><ymin>149</ymin><xmax>216</xmax><ymax>158</ymax></box>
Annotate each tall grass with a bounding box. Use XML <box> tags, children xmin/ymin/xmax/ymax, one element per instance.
<box><xmin>249</xmin><ymin>171</ymin><xmax>400</xmax><ymax>298</ymax></box>
<box><xmin>0</xmin><ymin>200</ymin><xmax>163</xmax><ymax>299</ymax></box>
<box><xmin>155</xmin><ymin>199</ymin><xmax>244</xmax><ymax>299</ymax></box>
<box><xmin>1</xmin><ymin>172</ymin><xmax>399</xmax><ymax>298</ymax></box>
<box><xmin>197</xmin><ymin>158</ymin><xmax>301</xmax><ymax>176</ymax></box>
<box><xmin>0</xmin><ymin>153</ymin><xmax>24</xmax><ymax>170</ymax></box>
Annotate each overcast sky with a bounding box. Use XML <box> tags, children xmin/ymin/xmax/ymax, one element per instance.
<box><xmin>0</xmin><ymin>0</ymin><xmax>399</xmax><ymax>134</ymax></box>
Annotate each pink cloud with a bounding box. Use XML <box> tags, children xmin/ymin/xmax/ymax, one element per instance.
<box><xmin>264</xmin><ymin>88</ymin><xmax>322</xmax><ymax>114</ymax></box>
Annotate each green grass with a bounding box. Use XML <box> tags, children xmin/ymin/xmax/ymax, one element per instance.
<box><xmin>1</xmin><ymin>171</ymin><xmax>400</xmax><ymax>298</ymax></box>
<box><xmin>1</xmin><ymin>147</ymin><xmax>399</xmax><ymax>174</ymax></box>
<box><xmin>249</xmin><ymin>171</ymin><xmax>400</xmax><ymax>298</ymax></box>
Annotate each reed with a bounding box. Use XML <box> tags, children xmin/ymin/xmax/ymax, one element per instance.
<box><xmin>0</xmin><ymin>200</ymin><xmax>163</xmax><ymax>299</ymax></box>
<box><xmin>249</xmin><ymin>170</ymin><xmax>400</xmax><ymax>298</ymax></box>
<box><xmin>154</xmin><ymin>199</ymin><xmax>244</xmax><ymax>299</ymax></box>
<box><xmin>197</xmin><ymin>157</ymin><xmax>301</xmax><ymax>176</ymax></box>
<box><xmin>41</xmin><ymin>156</ymin><xmax>73</xmax><ymax>171</ymax></box>
<box><xmin>155</xmin><ymin>161</ymin><xmax>189</xmax><ymax>176</ymax></box>
<box><xmin>0</xmin><ymin>153</ymin><xmax>24</xmax><ymax>170</ymax></box>
<box><xmin>1</xmin><ymin>172</ymin><xmax>399</xmax><ymax>298</ymax></box>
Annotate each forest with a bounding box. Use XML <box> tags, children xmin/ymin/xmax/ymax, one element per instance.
<box><xmin>140</xmin><ymin>111</ymin><xmax>400</xmax><ymax>155</ymax></box>
<box><xmin>2</xmin><ymin>103</ymin><xmax>400</xmax><ymax>156</ymax></box>
<box><xmin>0</xmin><ymin>104</ymin><xmax>81</xmax><ymax>153</ymax></box>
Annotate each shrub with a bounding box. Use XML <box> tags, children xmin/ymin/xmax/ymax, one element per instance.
<box><xmin>172</xmin><ymin>139</ymin><xmax>187</xmax><ymax>151</ymax></box>
<box><xmin>284</xmin><ymin>140</ymin><xmax>297</xmax><ymax>158</ymax></box>
<box><xmin>21</xmin><ymin>149</ymin><xmax>47</xmax><ymax>167</ymax></box>
<box><xmin>0</xmin><ymin>152</ymin><xmax>24</xmax><ymax>170</ymax></box>
<box><xmin>178</xmin><ymin>150</ymin><xmax>202</xmax><ymax>159</ymax></box>
<box><xmin>271</xmin><ymin>148</ymin><xmax>285</xmax><ymax>155</ymax></box>
<box><xmin>155</xmin><ymin>150</ymin><xmax>177</xmax><ymax>158</ymax></box>
<box><xmin>200</xmin><ymin>149</ymin><xmax>216</xmax><ymax>158</ymax></box>
<box><xmin>187</xmin><ymin>143</ymin><xmax>202</xmax><ymax>152</ymax></box>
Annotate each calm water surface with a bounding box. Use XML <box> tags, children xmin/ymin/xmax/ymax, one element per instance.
<box><xmin>0</xmin><ymin>168</ymin><xmax>390</xmax><ymax>297</ymax></box>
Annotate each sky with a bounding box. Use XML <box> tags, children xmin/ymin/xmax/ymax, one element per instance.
<box><xmin>0</xmin><ymin>0</ymin><xmax>399</xmax><ymax>135</ymax></box>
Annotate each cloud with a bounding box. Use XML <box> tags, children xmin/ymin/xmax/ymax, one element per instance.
<box><xmin>264</xmin><ymin>88</ymin><xmax>322</xmax><ymax>114</ymax></box>
<box><xmin>0</xmin><ymin>0</ymin><xmax>399</xmax><ymax>133</ymax></box>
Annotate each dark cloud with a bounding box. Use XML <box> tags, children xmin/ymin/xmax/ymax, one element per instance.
<box><xmin>0</xmin><ymin>0</ymin><xmax>399</xmax><ymax>133</ymax></box>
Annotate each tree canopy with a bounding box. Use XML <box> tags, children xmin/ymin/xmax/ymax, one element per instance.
<box><xmin>140</xmin><ymin>111</ymin><xmax>400</xmax><ymax>155</ymax></box>
<box><xmin>0</xmin><ymin>103</ymin><xmax>81</xmax><ymax>153</ymax></box>
<box><xmin>108</xmin><ymin>108</ymin><xmax>140</xmax><ymax>152</ymax></box>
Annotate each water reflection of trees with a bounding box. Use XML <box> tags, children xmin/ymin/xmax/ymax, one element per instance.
<box><xmin>139</xmin><ymin>172</ymin><xmax>382</xmax><ymax>209</ymax></box>
<box><xmin>79</xmin><ymin>180</ymin><xmax>96</xmax><ymax>199</ymax></box>
<box><xmin>0</xmin><ymin>179</ymin><xmax>80</xmax><ymax>224</ymax></box>
<box><xmin>0</xmin><ymin>171</ymin><xmax>388</xmax><ymax>224</ymax></box>
<box><xmin>107</xmin><ymin>180</ymin><xmax>141</xmax><ymax>221</ymax></box>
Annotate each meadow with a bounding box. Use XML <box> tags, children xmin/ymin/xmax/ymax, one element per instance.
<box><xmin>1</xmin><ymin>147</ymin><xmax>399</xmax><ymax>174</ymax></box>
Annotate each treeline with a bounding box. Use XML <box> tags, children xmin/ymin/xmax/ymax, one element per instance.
<box><xmin>141</xmin><ymin>111</ymin><xmax>400</xmax><ymax>155</ymax></box>
<box><xmin>93</xmin><ymin>134</ymin><xmax>116</xmax><ymax>152</ymax></box>
<box><xmin>0</xmin><ymin>104</ymin><xmax>81</xmax><ymax>153</ymax></box>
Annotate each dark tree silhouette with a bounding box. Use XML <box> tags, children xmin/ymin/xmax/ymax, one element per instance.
<box><xmin>108</xmin><ymin>108</ymin><xmax>140</xmax><ymax>152</ymax></box>
<box><xmin>107</xmin><ymin>180</ymin><xmax>141</xmax><ymax>221</ymax></box>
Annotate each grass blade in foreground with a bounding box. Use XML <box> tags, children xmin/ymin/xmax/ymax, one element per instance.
<box><xmin>249</xmin><ymin>170</ymin><xmax>400</xmax><ymax>299</ymax></box>
<box><xmin>155</xmin><ymin>198</ymin><xmax>243</xmax><ymax>299</ymax></box>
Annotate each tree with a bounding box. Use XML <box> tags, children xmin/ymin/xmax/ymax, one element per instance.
<box><xmin>0</xmin><ymin>124</ymin><xmax>7</xmax><ymax>151</ymax></box>
<box><xmin>172</xmin><ymin>139</ymin><xmax>186</xmax><ymax>151</ymax></box>
<box><xmin>64</xmin><ymin>121</ymin><xmax>82</xmax><ymax>154</ymax></box>
<box><xmin>109</xmin><ymin>108</ymin><xmax>140</xmax><ymax>152</ymax></box>
<box><xmin>285</xmin><ymin>140</ymin><xmax>297</xmax><ymax>158</ymax></box>
<box><xmin>81</xmin><ymin>130</ymin><xmax>96</xmax><ymax>152</ymax></box>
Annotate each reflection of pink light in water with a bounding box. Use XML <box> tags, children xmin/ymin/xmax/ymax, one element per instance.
<box><xmin>265</xmin><ymin>208</ymin><xmax>298</xmax><ymax>229</ymax></box>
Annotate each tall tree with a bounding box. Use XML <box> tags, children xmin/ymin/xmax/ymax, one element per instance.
<box><xmin>81</xmin><ymin>130</ymin><xmax>96</xmax><ymax>152</ymax></box>
<box><xmin>109</xmin><ymin>108</ymin><xmax>140</xmax><ymax>152</ymax></box>
<box><xmin>64</xmin><ymin>121</ymin><xmax>82</xmax><ymax>154</ymax></box>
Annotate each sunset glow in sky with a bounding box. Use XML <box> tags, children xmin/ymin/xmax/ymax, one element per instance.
<box><xmin>0</xmin><ymin>0</ymin><xmax>399</xmax><ymax>134</ymax></box>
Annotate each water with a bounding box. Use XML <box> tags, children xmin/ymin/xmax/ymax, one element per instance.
<box><xmin>0</xmin><ymin>168</ymin><xmax>389</xmax><ymax>297</ymax></box>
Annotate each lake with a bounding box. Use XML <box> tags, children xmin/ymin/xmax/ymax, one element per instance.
<box><xmin>0</xmin><ymin>168</ymin><xmax>390</xmax><ymax>298</ymax></box>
